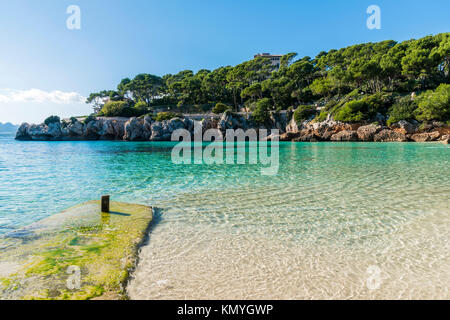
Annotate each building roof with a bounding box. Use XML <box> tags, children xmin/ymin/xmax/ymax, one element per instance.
<box><xmin>254</xmin><ymin>53</ymin><xmax>283</xmax><ymax>58</ymax></box>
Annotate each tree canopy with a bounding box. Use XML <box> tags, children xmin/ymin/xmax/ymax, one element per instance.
<box><xmin>86</xmin><ymin>33</ymin><xmax>450</xmax><ymax>123</ymax></box>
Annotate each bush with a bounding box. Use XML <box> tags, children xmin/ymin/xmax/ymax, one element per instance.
<box><xmin>334</xmin><ymin>100</ymin><xmax>366</xmax><ymax>122</ymax></box>
<box><xmin>83</xmin><ymin>115</ymin><xmax>97</xmax><ymax>125</ymax></box>
<box><xmin>70</xmin><ymin>117</ymin><xmax>78</xmax><ymax>124</ymax></box>
<box><xmin>252</xmin><ymin>98</ymin><xmax>271</xmax><ymax>124</ymax></box>
<box><xmin>294</xmin><ymin>105</ymin><xmax>316</xmax><ymax>123</ymax></box>
<box><xmin>331</xmin><ymin>93</ymin><xmax>392</xmax><ymax>123</ymax></box>
<box><xmin>363</xmin><ymin>92</ymin><xmax>391</xmax><ymax>116</ymax></box>
<box><xmin>44</xmin><ymin>115</ymin><xmax>60</xmax><ymax>126</ymax></box>
<box><xmin>99</xmin><ymin>101</ymin><xmax>128</xmax><ymax>117</ymax></box>
<box><xmin>97</xmin><ymin>100</ymin><xmax>149</xmax><ymax>117</ymax></box>
<box><xmin>212</xmin><ymin>102</ymin><xmax>231</xmax><ymax>114</ymax></box>
<box><xmin>315</xmin><ymin>110</ymin><xmax>329</xmax><ymax>122</ymax></box>
<box><xmin>387</xmin><ymin>96</ymin><xmax>417</xmax><ymax>126</ymax></box>
<box><xmin>133</xmin><ymin>101</ymin><xmax>149</xmax><ymax>116</ymax></box>
<box><xmin>415</xmin><ymin>84</ymin><xmax>450</xmax><ymax>121</ymax></box>
<box><xmin>154</xmin><ymin>112</ymin><xmax>182</xmax><ymax>122</ymax></box>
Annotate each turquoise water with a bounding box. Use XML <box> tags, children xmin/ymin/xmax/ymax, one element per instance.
<box><xmin>1</xmin><ymin>133</ymin><xmax>449</xmax><ymax>298</ymax></box>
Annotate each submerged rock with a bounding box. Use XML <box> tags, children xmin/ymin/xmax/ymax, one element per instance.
<box><xmin>0</xmin><ymin>201</ymin><xmax>153</xmax><ymax>300</ymax></box>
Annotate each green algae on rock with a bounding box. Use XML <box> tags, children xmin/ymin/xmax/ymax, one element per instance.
<box><xmin>0</xmin><ymin>201</ymin><xmax>152</xmax><ymax>300</ymax></box>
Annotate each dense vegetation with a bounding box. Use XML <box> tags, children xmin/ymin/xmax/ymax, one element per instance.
<box><xmin>86</xmin><ymin>33</ymin><xmax>450</xmax><ymax>124</ymax></box>
<box><xmin>44</xmin><ymin>115</ymin><xmax>61</xmax><ymax>126</ymax></box>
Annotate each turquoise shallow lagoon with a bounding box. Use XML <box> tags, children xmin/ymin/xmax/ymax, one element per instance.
<box><xmin>0</xmin><ymin>133</ymin><xmax>449</xmax><ymax>299</ymax></box>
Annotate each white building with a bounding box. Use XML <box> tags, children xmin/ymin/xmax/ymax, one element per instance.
<box><xmin>254</xmin><ymin>53</ymin><xmax>283</xmax><ymax>69</ymax></box>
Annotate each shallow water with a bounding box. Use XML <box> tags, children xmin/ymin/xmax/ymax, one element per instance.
<box><xmin>0</xmin><ymin>133</ymin><xmax>449</xmax><ymax>299</ymax></box>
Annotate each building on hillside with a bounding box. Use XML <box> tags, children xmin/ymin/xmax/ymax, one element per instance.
<box><xmin>254</xmin><ymin>53</ymin><xmax>283</xmax><ymax>69</ymax></box>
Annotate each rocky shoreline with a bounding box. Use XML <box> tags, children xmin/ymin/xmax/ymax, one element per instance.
<box><xmin>15</xmin><ymin>112</ymin><xmax>450</xmax><ymax>144</ymax></box>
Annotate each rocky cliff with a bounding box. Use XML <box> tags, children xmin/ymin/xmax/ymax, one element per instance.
<box><xmin>15</xmin><ymin>112</ymin><xmax>450</xmax><ymax>143</ymax></box>
<box><xmin>15</xmin><ymin>113</ymin><xmax>275</xmax><ymax>142</ymax></box>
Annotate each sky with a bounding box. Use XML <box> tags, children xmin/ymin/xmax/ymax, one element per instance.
<box><xmin>0</xmin><ymin>0</ymin><xmax>449</xmax><ymax>124</ymax></box>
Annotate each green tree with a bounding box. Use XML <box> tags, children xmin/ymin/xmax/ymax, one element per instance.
<box><xmin>201</xmin><ymin>66</ymin><xmax>233</xmax><ymax>104</ymax></box>
<box><xmin>310</xmin><ymin>78</ymin><xmax>333</xmax><ymax>98</ymax></box>
<box><xmin>293</xmin><ymin>105</ymin><xmax>316</xmax><ymax>122</ymax></box>
<box><xmin>280</xmin><ymin>52</ymin><xmax>298</xmax><ymax>68</ymax></box>
<box><xmin>86</xmin><ymin>90</ymin><xmax>119</xmax><ymax>113</ymax></box>
<box><xmin>85</xmin><ymin>33</ymin><xmax>450</xmax><ymax>123</ymax></box>
<box><xmin>226</xmin><ymin>57</ymin><xmax>274</xmax><ymax>110</ymax></box>
<box><xmin>117</xmin><ymin>78</ymin><xmax>131</xmax><ymax>97</ymax></box>
<box><xmin>212</xmin><ymin>102</ymin><xmax>231</xmax><ymax>114</ymax></box>
<box><xmin>262</xmin><ymin>77</ymin><xmax>295</xmax><ymax>110</ymax></box>
<box><xmin>415</xmin><ymin>84</ymin><xmax>450</xmax><ymax>121</ymax></box>
<box><xmin>125</xmin><ymin>74</ymin><xmax>163</xmax><ymax>107</ymax></box>
<box><xmin>387</xmin><ymin>96</ymin><xmax>417</xmax><ymax>125</ymax></box>
<box><xmin>241</xmin><ymin>83</ymin><xmax>263</xmax><ymax>101</ymax></box>
<box><xmin>252</xmin><ymin>98</ymin><xmax>271</xmax><ymax>124</ymax></box>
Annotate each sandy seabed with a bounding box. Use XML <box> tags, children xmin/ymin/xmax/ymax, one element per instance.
<box><xmin>128</xmin><ymin>208</ymin><xmax>449</xmax><ymax>300</ymax></box>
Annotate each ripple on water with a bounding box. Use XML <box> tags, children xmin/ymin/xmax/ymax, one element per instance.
<box><xmin>0</xmin><ymin>136</ymin><xmax>449</xmax><ymax>299</ymax></box>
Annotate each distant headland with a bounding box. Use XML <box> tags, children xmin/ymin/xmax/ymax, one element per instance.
<box><xmin>0</xmin><ymin>122</ymin><xmax>18</xmax><ymax>133</ymax></box>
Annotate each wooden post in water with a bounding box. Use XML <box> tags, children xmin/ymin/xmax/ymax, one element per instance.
<box><xmin>101</xmin><ymin>195</ymin><xmax>110</xmax><ymax>213</ymax></box>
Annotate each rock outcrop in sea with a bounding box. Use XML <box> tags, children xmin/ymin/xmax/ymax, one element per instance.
<box><xmin>15</xmin><ymin>112</ymin><xmax>450</xmax><ymax>143</ymax></box>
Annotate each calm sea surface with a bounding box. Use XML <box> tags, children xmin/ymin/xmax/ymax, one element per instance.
<box><xmin>0</xmin><ymin>133</ymin><xmax>449</xmax><ymax>298</ymax></box>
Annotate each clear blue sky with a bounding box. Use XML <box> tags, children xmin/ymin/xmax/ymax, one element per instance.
<box><xmin>0</xmin><ymin>0</ymin><xmax>449</xmax><ymax>124</ymax></box>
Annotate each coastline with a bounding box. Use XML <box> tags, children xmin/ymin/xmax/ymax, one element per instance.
<box><xmin>14</xmin><ymin>112</ymin><xmax>450</xmax><ymax>144</ymax></box>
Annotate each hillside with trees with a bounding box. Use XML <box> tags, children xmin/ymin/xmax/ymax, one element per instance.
<box><xmin>0</xmin><ymin>122</ymin><xmax>18</xmax><ymax>133</ymax></box>
<box><xmin>86</xmin><ymin>33</ymin><xmax>450</xmax><ymax>125</ymax></box>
